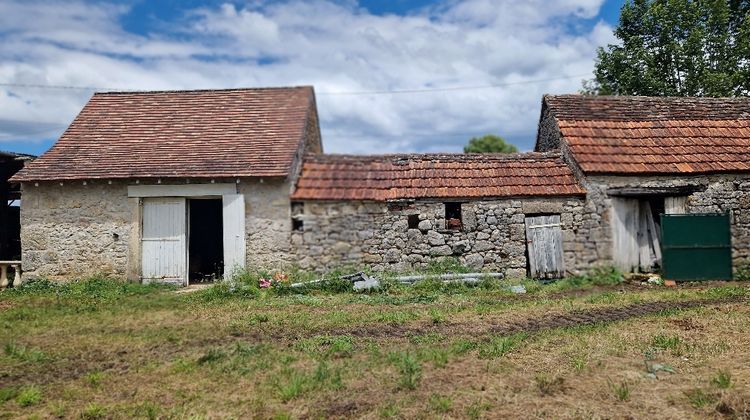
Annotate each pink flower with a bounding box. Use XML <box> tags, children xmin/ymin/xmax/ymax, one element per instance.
<box><xmin>259</xmin><ymin>278</ymin><xmax>271</xmax><ymax>288</ymax></box>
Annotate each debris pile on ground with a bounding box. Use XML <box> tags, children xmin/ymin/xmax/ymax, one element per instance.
<box><xmin>292</xmin><ymin>271</ymin><xmax>528</xmax><ymax>293</ymax></box>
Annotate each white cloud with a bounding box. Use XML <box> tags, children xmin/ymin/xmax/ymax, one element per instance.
<box><xmin>0</xmin><ymin>0</ymin><xmax>616</xmax><ymax>153</ymax></box>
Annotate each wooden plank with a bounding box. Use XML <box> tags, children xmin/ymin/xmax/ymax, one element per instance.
<box><xmin>665</xmin><ymin>196</ymin><xmax>688</xmax><ymax>214</ymax></box>
<box><xmin>644</xmin><ymin>202</ymin><xmax>662</xmax><ymax>265</ymax></box>
<box><xmin>637</xmin><ymin>201</ymin><xmax>652</xmax><ymax>271</ymax></box>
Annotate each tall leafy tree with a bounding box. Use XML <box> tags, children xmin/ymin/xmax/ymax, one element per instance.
<box><xmin>584</xmin><ymin>0</ymin><xmax>750</xmax><ymax>96</ymax></box>
<box><xmin>463</xmin><ymin>135</ymin><xmax>518</xmax><ymax>153</ymax></box>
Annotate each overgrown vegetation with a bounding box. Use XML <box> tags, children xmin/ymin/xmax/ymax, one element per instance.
<box><xmin>1</xmin><ymin>267</ymin><xmax>747</xmax><ymax>418</ymax></box>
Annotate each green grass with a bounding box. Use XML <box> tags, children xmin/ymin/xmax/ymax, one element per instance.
<box><xmin>685</xmin><ymin>388</ymin><xmax>717</xmax><ymax>408</ymax></box>
<box><xmin>15</xmin><ymin>386</ymin><xmax>41</xmax><ymax>407</ymax></box>
<box><xmin>711</xmin><ymin>370</ymin><xmax>732</xmax><ymax>389</ymax></box>
<box><xmin>391</xmin><ymin>352</ymin><xmax>422</xmax><ymax>390</ymax></box>
<box><xmin>608</xmin><ymin>380</ymin><xmax>631</xmax><ymax>402</ymax></box>
<box><xmin>428</xmin><ymin>393</ymin><xmax>453</xmax><ymax>413</ymax></box>
<box><xmin>4</xmin><ymin>342</ymin><xmax>48</xmax><ymax>363</ymax></box>
<box><xmin>478</xmin><ymin>333</ymin><xmax>527</xmax><ymax>359</ymax></box>
<box><xmin>0</xmin><ymin>273</ymin><xmax>748</xmax><ymax>418</ymax></box>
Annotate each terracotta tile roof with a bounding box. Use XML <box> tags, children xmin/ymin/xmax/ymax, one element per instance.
<box><xmin>12</xmin><ymin>87</ymin><xmax>316</xmax><ymax>181</ymax></box>
<box><xmin>544</xmin><ymin>95</ymin><xmax>750</xmax><ymax>174</ymax></box>
<box><xmin>292</xmin><ymin>153</ymin><xmax>585</xmax><ymax>201</ymax></box>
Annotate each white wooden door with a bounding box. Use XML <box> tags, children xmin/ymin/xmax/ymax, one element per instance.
<box><xmin>222</xmin><ymin>194</ymin><xmax>246</xmax><ymax>278</ymax></box>
<box><xmin>611</xmin><ymin>197</ymin><xmax>640</xmax><ymax>272</ymax></box>
<box><xmin>141</xmin><ymin>197</ymin><xmax>187</xmax><ymax>285</ymax></box>
<box><xmin>525</xmin><ymin>214</ymin><xmax>565</xmax><ymax>279</ymax></box>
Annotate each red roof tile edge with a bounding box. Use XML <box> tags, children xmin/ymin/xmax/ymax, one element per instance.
<box><xmin>542</xmin><ymin>94</ymin><xmax>750</xmax><ymax>175</ymax></box>
<box><xmin>292</xmin><ymin>152</ymin><xmax>586</xmax><ymax>201</ymax></box>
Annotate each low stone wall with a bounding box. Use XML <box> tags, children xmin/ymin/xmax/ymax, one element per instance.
<box><xmin>291</xmin><ymin>197</ymin><xmax>589</xmax><ymax>277</ymax></box>
<box><xmin>20</xmin><ymin>181</ymin><xmax>133</xmax><ymax>279</ymax></box>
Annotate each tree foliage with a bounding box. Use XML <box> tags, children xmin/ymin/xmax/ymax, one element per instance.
<box><xmin>584</xmin><ymin>0</ymin><xmax>750</xmax><ymax>96</ymax></box>
<box><xmin>463</xmin><ymin>135</ymin><xmax>518</xmax><ymax>154</ymax></box>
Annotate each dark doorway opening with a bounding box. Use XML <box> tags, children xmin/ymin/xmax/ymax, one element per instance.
<box><xmin>188</xmin><ymin>199</ymin><xmax>223</xmax><ymax>283</ymax></box>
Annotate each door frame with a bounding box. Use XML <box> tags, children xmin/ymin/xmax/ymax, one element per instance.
<box><xmin>129</xmin><ymin>184</ymin><xmax>246</xmax><ymax>285</ymax></box>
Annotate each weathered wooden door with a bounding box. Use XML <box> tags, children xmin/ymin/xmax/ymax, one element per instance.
<box><xmin>611</xmin><ymin>197</ymin><xmax>662</xmax><ymax>272</ymax></box>
<box><xmin>222</xmin><ymin>194</ymin><xmax>246</xmax><ymax>278</ymax></box>
<box><xmin>525</xmin><ymin>215</ymin><xmax>564</xmax><ymax>278</ymax></box>
<box><xmin>611</xmin><ymin>198</ymin><xmax>640</xmax><ymax>272</ymax></box>
<box><xmin>141</xmin><ymin>197</ymin><xmax>187</xmax><ymax>285</ymax></box>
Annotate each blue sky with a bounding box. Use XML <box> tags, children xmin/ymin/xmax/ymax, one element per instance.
<box><xmin>0</xmin><ymin>0</ymin><xmax>624</xmax><ymax>156</ymax></box>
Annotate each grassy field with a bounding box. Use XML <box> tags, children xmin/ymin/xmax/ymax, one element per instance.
<box><xmin>1</xmin><ymin>268</ymin><xmax>749</xmax><ymax>419</ymax></box>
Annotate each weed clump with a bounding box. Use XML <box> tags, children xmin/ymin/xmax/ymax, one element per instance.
<box><xmin>390</xmin><ymin>352</ymin><xmax>422</xmax><ymax>390</ymax></box>
<box><xmin>4</xmin><ymin>342</ymin><xmax>48</xmax><ymax>363</ymax></box>
<box><xmin>478</xmin><ymin>333</ymin><xmax>527</xmax><ymax>359</ymax></box>
<box><xmin>429</xmin><ymin>394</ymin><xmax>453</xmax><ymax>413</ymax></box>
<box><xmin>685</xmin><ymin>388</ymin><xmax>718</xmax><ymax>408</ymax></box>
<box><xmin>711</xmin><ymin>370</ymin><xmax>732</xmax><ymax>389</ymax></box>
<box><xmin>608</xmin><ymin>379</ymin><xmax>631</xmax><ymax>402</ymax></box>
<box><xmin>15</xmin><ymin>385</ymin><xmax>42</xmax><ymax>407</ymax></box>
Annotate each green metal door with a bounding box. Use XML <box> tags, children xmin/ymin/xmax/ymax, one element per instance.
<box><xmin>661</xmin><ymin>213</ymin><xmax>732</xmax><ymax>281</ymax></box>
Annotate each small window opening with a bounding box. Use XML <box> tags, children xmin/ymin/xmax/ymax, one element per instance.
<box><xmin>445</xmin><ymin>202</ymin><xmax>462</xmax><ymax>230</ymax></box>
<box><xmin>407</xmin><ymin>214</ymin><xmax>420</xmax><ymax>229</ymax></box>
<box><xmin>291</xmin><ymin>201</ymin><xmax>304</xmax><ymax>232</ymax></box>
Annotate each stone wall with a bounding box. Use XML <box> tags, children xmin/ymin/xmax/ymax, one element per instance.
<box><xmin>534</xmin><ymin>105</ymin><xmax>562</xmax><ymax>152</ymax></box>
<box><xmin>20</xmin><ymin>181</ymin><xmax>133</xmax><ymax>279</ymax></box>
<box><xmin>291</xmin><ymin>197</ymin><xmax>590</xmax><ymax>277</ymax></box>
<box><xmin>20</xmin><ymin>178</ymin><xmax>296</xmax><ymax>280</ymax></box>
<box><xmin>583</xmin><ymin>174</ymin><xmax>750</xmax><ymax>270</ymax></box>
<box><xmin>240</xmin><ymin>178</ymin><xmax>294</xmax><ymax>269</ymax></box>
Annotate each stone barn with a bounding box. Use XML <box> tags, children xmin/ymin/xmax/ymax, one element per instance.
<box><xmin>289</xmin><ymin>153</ymin><xmax>587</xmax><ymax>278</ymax></box>
<box><xmin>537</xmin><ymin>95</ymin><xmax>750</xmax><ymax>279</ymax></box>
<box><xmin>11</xmin><ymin>87</ymin><xmax>322</xmax><ymax>284</ymax></box>
<box><xmin>12</xmin><ymin>87</ymin><xmax>750</xmax><ymax>284</ymax></box>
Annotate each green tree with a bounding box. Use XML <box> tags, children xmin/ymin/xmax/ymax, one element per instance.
<box><xmin>584</xmin><ymin>0</ymin><xmax>750</xmax><ymax>96</ymax></box>
<box><xmin>463</xmin><ymin>135</ymin><xmax>518</xmax><ymax>154</ymax></box>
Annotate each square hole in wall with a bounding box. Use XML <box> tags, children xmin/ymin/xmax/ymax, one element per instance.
<box><xmin>445</xmin><ymin>202</ymin><xmax>462</xmax><ymax>230</ymax></box>
<box><xmin>407</xmin><ymin>214</ymin><xmax>420</xmax><ymax>229</ymax></box>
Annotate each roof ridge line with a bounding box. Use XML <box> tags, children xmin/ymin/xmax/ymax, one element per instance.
<box><xmin>94</xmin><ymin>86</ymin><xmax>314</xmax><ymax>95</ymax></box>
